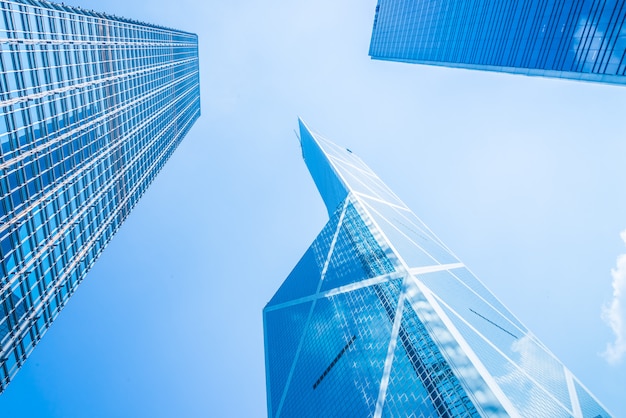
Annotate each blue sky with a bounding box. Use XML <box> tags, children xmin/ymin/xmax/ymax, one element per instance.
<box><xmin>1</xmin><ymin>0</ymin><xmax>625</xmax><ymax>417</ymax></box>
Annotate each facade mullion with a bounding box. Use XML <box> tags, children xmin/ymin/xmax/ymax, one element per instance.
<box><xmin>0</xmin><ymin>0</ymin><xmax>199</xmax><ymax>391</ymax></box>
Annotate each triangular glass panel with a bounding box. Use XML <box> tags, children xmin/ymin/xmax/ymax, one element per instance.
<box><xmin>320</xmin><ymin>202</ymin><xmax>395</xmax><ymax>292</ymax></box>
<box><xmin>362</xmin><ymin>194</ymin><xmax>450</xmax><ymax>249</ymax></box>
<box><xmin>336</xmin><ymin>163</ymin><xmax>406</xmax><ymax>209</ymax></box>
<box><xmin>299</xmin><ymin>121</ymin><xmax>349</xmax><ymax>215</ymax></box>
<box><xmin>267</xmin><ymin>247</ymin><xmax>322</xmax><ymax>307</ymax></box>
<box><xmin>264</xmin><ymin>301</ymin><xmax>313</xmax><ymax>417</ymax></box>
<box><xmin>268</xmin><ymin>202</ymin><xmax>345</xmax><ymax>307</ymax></box>
<box><xmin>381</xmin><ymin>310</ymin><xmax>442</xmax><ymax>417</ymax></box>
<box><xmin>437</xmin><ymin>301</ymin><xmax>571</xmax><ymax>417</ymax></box>
<box><xmin>574</xmin><ymin>379</ymin><xmax>611</xmax><ymax>418</ymax></box>
<box><xmin>416</xmin><ymin>269</ymin><xmax>524</xmax><ymax>356</ymax></box>
<box><xmin>392</xmin><ymin>298</ymin><xmax>482</xmax><ymax>417</ymax></box>
<box><xmin>422</xmin><ymin>272</ymin><xmax>571</xmax><ymax>411</ymax></box>
<box><xmin>448</xmin><ymin>268</ymin><xmax>527</xmax><ymax>332</ymax></box>
<box><xmin>361</xmin><ymin>198</ymin><xmax>454</xmax><ymax>268</ymax></box>
<box><xmin>280</xmin><ymin>282</ymin><xmax>400</xmax><ymax>417</ymax></box>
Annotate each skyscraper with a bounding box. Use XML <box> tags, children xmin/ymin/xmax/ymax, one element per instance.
<box><xmin>369</xmin><ymin>0</ymin><xmax>626</xmax><ymax>85</ymax></box>
<box><xmin>263</xmin><ymin>119</ymin><xmax>612</xmax><ymax>417</ymax></box>
<box><xmin>0</xmin><ymin>0</ymin><xmax>200</xmax><ymax>391</ymax></box>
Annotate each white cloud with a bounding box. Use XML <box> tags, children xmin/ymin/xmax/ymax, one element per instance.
<box><xmin>602</xmin><ymin>230</ymin><xmax>626</xmax><ymax>365</ymax></box>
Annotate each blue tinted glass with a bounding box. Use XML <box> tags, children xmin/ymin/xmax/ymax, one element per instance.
<box><xmin>280</xmin><ymin>284</ymin><xmax>398</xmax><ymax>417</ymax></box>
<box><xmin>266</xmin><ymin>122</ymin><xmax>611</xmax><ymax>416</ymax></box>
<box><xmin>264</xmin><ymin>301</ymin><xmax>313</xmax><ymax>417</ymax></box>
<box><xmin>370</xmin><ymin>0</ymin><xmax>626</xmax><ymax>86</ymax></box>
<box><xmin>0</xmin><ymin>0</ymin><xmax>200</xmax><ymax>392</ymax></box>
<box><xmin>321</xmin><ymin>203</ymin><xmax>394</xmax><ymax>292</ymax></box>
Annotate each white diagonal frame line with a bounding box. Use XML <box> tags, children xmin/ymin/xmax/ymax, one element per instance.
<box><xmin>426</xmin><ymin>289</ymin><xmax>575</xmax><ymax>416</ymax></box>
<box><xmin>325</xmin><ymin>148</ymin><xmax>408</xmax><ymax>202</ymax></box>
<box><xmin>330</xmin><ymin>155</ymin><xmax>378</xmax><ymax>179</ymax></box>
<box><xmin>361</xmin><ymin>197</ymin><xmax>457</xmax><ymax>260</ymax></box>
<box><xmin>366</xmin><ymin>191</ymin><xmax>457</xmax><ymax>254</ymax></box>
<box><xmin>409</xmin><ymin>278</ymin><xmax>521</xmax><ymax>417</ymax></box>
<box><xmin>275</xmin><ymin>199</ymin><xmax>349</xmax><ymax>418</ymax></box>
<box><xmin>330</xmin><ymin>154</ymin><xmax>376</xmax><ymax>177</ymax></box>
<box><xmin>330</xmin><ymin>157</ymin><xmax>408</xmax><ymax>206</ymax></box>
<box><xmin>265</xmin><ymin>271</ymin><xmax>404</xmax><ymax>312</ymax></box>
<box><xmin>444</xmin><ymin>269</ymin><xmax>529</xmax><ymax>338</ymax></box>
<box><xmin>360</xmin><ymin>198</ymin><xmax>440</xmax><ymax>265</ymax></box>
<box><xmin>353</xmin><ymin>191</ymin><xmax>409</xmax><ymax>211</ymax></box>
<box><xmin>565</xmin><ymin>368</ymin><xmax>583</xmax><ymax>418</ymax></box>
<box><xmin>268</xmin><ymin>256</ymin><xmax>462</xmax><ymax>316</ymax></box>
<box><xmin>324</xmin><ymin>272</ymin><xmax>401</xmax><ymax>297</ymax></box>
<box><xmin>315</xmin><ymin>136</ymin><xmax>383</xmax><ymax>181</ymax></box>
<box><xmin>335</xmin><ymin>163</ymin><xmax>408</xmax><ymax>209</ymax></box>
<box><xmin>408</xmin><ymin>262</ymin><xmax>465</xmax><ymax>276</ymax></box>
<box><xmin>374</xmin><ymin>282</ymin><xmax>406</xmax><ymax>418</ymax></box>
<box><xmin>384</xmin><ymin>205</ymin><xmax>449</xmax><ymax>248</ymax></box>
<box><xmin>390</xmin><ymin>208</ymin><xmax>449</xmax><ymax>249</ymax></box>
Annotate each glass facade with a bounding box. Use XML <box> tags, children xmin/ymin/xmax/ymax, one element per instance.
<box><xmin>0</xmin><ymin>0</ymin><xmax>200</xmax><ymax>391</ymax></box>
<box><xmin>263</xmin><ymin>119</ymin><xmax>612</xmax><ymax>417</ymax></box>
<box><xmin>369</xmin><ymin>0</ymin><xmax>626</xmax><ymax>85</ymax></box>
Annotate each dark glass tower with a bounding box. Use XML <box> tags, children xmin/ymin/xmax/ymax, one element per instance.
<box><xmin>0</xmin><ymin>0</ymin><xmax>200</xmax><ymax>391</ymax></box>
<box><xmin>263</xmin><ymin>119</ymin><xmax>612</xmax><ymax>417</ymax></box>
<box><xmin>369</xmin><ymin>0</ymin><xmax>626</xmax><ymax>85</ymax></box>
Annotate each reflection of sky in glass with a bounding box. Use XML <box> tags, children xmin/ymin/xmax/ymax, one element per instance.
<box><xmin>0</xmin><ymin>1</ymin><xmax>622</xmax><ymax>417</ymax></box>
<box><xmin>370</xmin><ymin>0</ymin><xmax>626</xmax><ymax>85</ymax></box>
<box><xmin>265</xmin><ymin>122</ymin><xmax>613</xmax><ymax>417</ymax></box>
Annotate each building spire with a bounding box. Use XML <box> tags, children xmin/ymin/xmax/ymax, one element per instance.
<box><xmin>298</xmin><ymin>118</ymin><xmax>349</xmax><ymax>216</ymax></box>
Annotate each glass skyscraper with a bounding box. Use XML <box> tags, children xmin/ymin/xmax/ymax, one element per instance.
<box><xmin>369</xmin><ymin>0</ymin><xmax>626</xmax><ymax>85</ymax></box>
<box><xmin>263</xmin><ymin>119</ymin><xmax>612</xmax><ymax>417</ymax></box>
<box><xmin>0</xmin><ymin>1</ymin><xmax>200</xmax><ymax>391</ymax></box>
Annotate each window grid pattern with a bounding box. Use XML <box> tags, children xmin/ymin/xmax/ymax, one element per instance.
<box><xmin>278</xmin><ymin>284</ymin><xmax>399</xmax><ymax>418</ymax></box>
<box><xmin>0</xmin><ymin>0</ymin><xmax>200</xmax><ymax>392</ymax></box>
<box><xmin>266</xmin><ymin>198</ymin><xmax>404</xmax><ymax>417</ymax></box>
<box><xmin>265</xmin><ymin>196</ymin><xmax>483</xmax><ymax>417</ymax></box>
<box><xmin>369</xmin><ymin>0</ymin><xmax>626</xmax><ymax>85</ymax></box>
<box><xmin>394</xmin><ymin>298</ymin><xmax>479</xmax><ymax>417</ymax></box>
<box><xmin>264</xmin><ymin>121</ymin><xmax>613</xmax><ymax>417</ymax></box>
